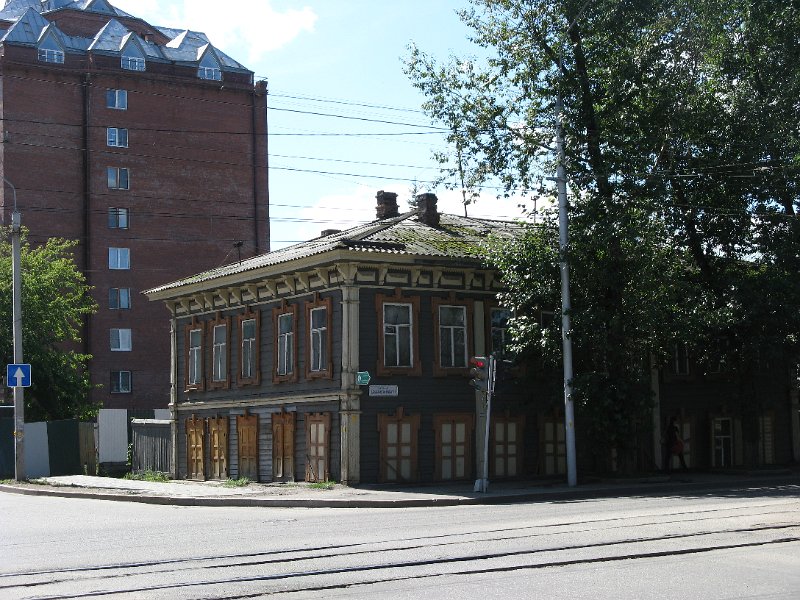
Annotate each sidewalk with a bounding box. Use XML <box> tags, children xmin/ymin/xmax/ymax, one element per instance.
<box><xmin>1</xmin><ymin>470</ymin><xmax>797</xmax><ymax>508</ymax></box>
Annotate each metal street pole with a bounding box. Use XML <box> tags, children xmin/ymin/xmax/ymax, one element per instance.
<box><xmin>555</xmin><ymin>95</ymin><xmax>577</xmax><ymax>487</ymax></box>
<box><xmin>7</xmin><ymin>178</ymin><xmax>25</xmax><ymax>481</ymax></box>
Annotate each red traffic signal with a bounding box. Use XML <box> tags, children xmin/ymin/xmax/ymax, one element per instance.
<box><xmin>469</xmin><ymin>356</ymin><xmax>490</xmax><ymax>392</ymax></box>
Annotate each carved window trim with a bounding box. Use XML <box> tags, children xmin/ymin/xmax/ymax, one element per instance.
<box><xmin>184</xmin><ymin>317</ymin><xmax>205</xmax><ymax>392</ymax></box>
<box><xmin>376</xmin><ymin>290</ymin><xmax>421</xmax><ymax>377</ymax></box>
<box><xmin>305</xmin><ymin>295</ymin><xmax>333</xmax><ymax>379</ymax></box>
<box><xmin>432</xmin><ymin>296</ymin><xmax>473</xmax><ymax>377</ymax></box>
<box><xmin>208</xmin><ymin>313</ymin><xmax>231</xmax><ymax>390</ymax></box>
<box><xmin>237</xmin><ymin>307</ymin><xmax>261</xmax><ymax>387</ymax></box>
<box><xmin>272</xmin><ymin>301</ymin><xmax>298</xmax><ymax>383</ymax></box>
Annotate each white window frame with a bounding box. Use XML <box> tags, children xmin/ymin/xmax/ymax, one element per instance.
<box><xmin>241</xmin><ymin>318</ymin><xmax>257</xmax><ymax>380</ymax></box>
<box><xmin>110</xmin><ymin>370</ymin><xmax>132</xmax><ymax>393</ymax></box>
<box><xmin>309</xmin><ymin>307</ymin><xmax>328</xmax><ymax>372</ymax></box>
<box><xmin>107</xmin><ymin>167</ymin><xmax>130</xmax><ymax>190</ymax></box>
<box><xmin>188</xmin><ymin>328</ymin><xmax>203</xmax><ymax>386</ymax></box>
<box><xmin>277</xmin><ymin>313</ymin><xmax>294</xmax><ymax>376</ymax></box>
<box><xmin>109</xmin><ymin>287</ymin><xmax>131</xmax><ymax>310</ymax></box>
<box><xmin>383</xmin><ymin>303</ymin><xmax>412</xmax><ymax>367</ymax></box>
<box><xmin>121</xmin><ymin>55</ymin><xmax>146</xmax><ymax>72</ymax></box>
<box><xmin>212</xmin><ymin>323</ymin><xmax>227</xmax><ymax>382</ymax></box>
<box><xmin>38</xmin><ymin>48</ymin><xmax>64</xmax><ymax>64</ymax></box>
<box><xmin>107</xmin><ymin>127</ymin><xmax>129</xmax><ymax>148</ymax></box>
<box><xmin>108</xmin><ymin>247</ymin><xmax>130</xmax><ymax>270</ymax></box>
<box><xmin>110</xmin><ymin>328</ymin><xmax>132</xmax><ymax>352</ymax></box>
<box><xmin>439</xmin><ymin>305</ymin><xmax>467</xmax><ymax>368</ymax></box>
<box><xmin>198</xmin><ymin>66</ymin><xmax>222</xmax><ymax>81</ymax></box>
<box><xmin>106</xmin><ymin>89</ymin><xmax>127</xmax><ymax>110</ymax></box>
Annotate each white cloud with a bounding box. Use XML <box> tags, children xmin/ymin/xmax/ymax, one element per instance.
<box><xmin>111</xmin><ymin>0</ymin><xmax>317</xmax><ymax>63</ymax></box>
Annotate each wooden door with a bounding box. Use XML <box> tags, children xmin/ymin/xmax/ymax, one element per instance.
<box><xmin>492</xmin><ymin>416</ymin><xmax>524</xmax><ymax>478</ymax></box>
<box><xmin>186</xmin><ymin>415</ymin><xmax>205</xmax><ymax>480</ymax></box>
<box><xmin>378</xmin><ymin>408</ymin><xmax>420</xmax><ymax>483</ymax></box>
<box><xmin>237</xmin><ymin>413</ymin><xmax>259</xmax><ymax>480</ymax></box>
<box><xmin>306</xmin><ymin>413</ymin><xmax>331</xmax><ymax>482</ymax></box>
<box><xmin>434</xmin><ymin>414</ymin><xmax>474</xmax><ymax>481</ymax></box>
<box><xmin>207</xmin><ymin>416</ymin><xmax>229</xmax><ymax>479</ymax></box>
<box><xmin>272</xmin><ymin>411</ymin><xmax>295</xmax><ymax>481</ymax></box>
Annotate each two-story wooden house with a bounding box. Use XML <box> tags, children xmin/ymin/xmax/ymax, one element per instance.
<box><xmin>145</xmin><ymin>192</ymin><xmax>556</xmax><ymax>484</ymax></box>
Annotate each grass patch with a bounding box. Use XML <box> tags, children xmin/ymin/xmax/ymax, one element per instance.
<box><xmin>123</xmin><ymin>471</ymin><xmax>170</xmax><ymax>483</ymax></box>
<box><xmin>308</xmin><ymin>480</ymin><xmax>336</xmax><ymax>490</ymax></box>
<box><xmin>222</xmin><ymin>477</ymin><xmax>251</xmax><ymax>488</ymax></box>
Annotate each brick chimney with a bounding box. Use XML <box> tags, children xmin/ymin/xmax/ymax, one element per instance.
<box><xmin>376</xmin><ymin>190</ymin><xmax>399</xmax><ymax>220</ymax></box>
<box><xmin>416</xmin><ymin>193</ymin><xmax>440</xmax><ymax>227</ymax></box>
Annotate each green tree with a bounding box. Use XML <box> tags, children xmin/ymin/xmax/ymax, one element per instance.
<box><xmin>407</xmin><ymin>0</ymin><xmax>799</xmax><ymax>466</ymax></box>
<box><xmin>0</xmin><ymin>228</ymin><xmax>98</xmax><ymax>421</ymax></box>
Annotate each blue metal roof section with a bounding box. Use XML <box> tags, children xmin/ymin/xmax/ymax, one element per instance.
<box><xmin>162</xmin><ymin>29</ymin><xmax>248</xmax><ymax>71</ymax></box>
<box><xmin>0</xmin><ymin>0</ymin><xmax>248</xmax><ymax>71</ymax></box>
<box><xmin>1</xmin><ymin>7</ymin><xmax>47</xmax><ymax>44</ymax></box>
<box><xmin>146</xmin><ymin>211</ymin><xmax>526</xmax><ymax>295</ymax></box>
<box><xmin>0</xmin><ymin>0</ymin><xmax>40</xmax><ymax>21</ymax></box>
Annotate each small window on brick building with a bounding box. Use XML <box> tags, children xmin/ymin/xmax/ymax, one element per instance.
<box><xmin>38</xmin><ymin>32</ymin><xmax>64</xmax><ymax>64</ymax></box>
<box><xmin>107</xmin><ymin>127</ymin><xmax>129</xmax><ymax>148</ymax></box>
<box><xmin>109</xmin><ymin>287</ymin><xmax>131</xmax><ymax>310</ymax></box>
<box><xmin>106</xmin><ymin>89</ymin><xmax>127</xmax><ymax>110</ymax></box>
<box><xmin>108</xmin><ymin>247</ymin><xmax>130</xmax><ymax>270</ymax></box>
<box><xmin>110</xmin><ymin>328</ymin><xmax>132</xmax><ymax>352</ymax></box>
<box><xmin>108</xmin><ymin>207</ymin><xmax>129</xmax><ymax>229</ymax></box>
<box><xmin>121</xmin><ymin>42</ymin><xmax>146</xmax><ymax>71</ymax></box>
<box><xmin>110</xmin><ymin>370</ymin><xmax>131</xmax><ymax>393</ymax></box>
<box><xmin>198</xmin><ymin>51</ymin><xmax>222</xmax><ymax>81</ymax></box>
<box><xmin>107</xmin><ymin>167</ymin><xmax>129</xmax><ymax>190</ymax></box>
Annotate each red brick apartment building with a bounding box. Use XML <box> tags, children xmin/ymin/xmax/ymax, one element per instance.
<box><xmin>0</xmin><ymin>0</ymin><xmax>269</xmax><ymax>410</ymax></box>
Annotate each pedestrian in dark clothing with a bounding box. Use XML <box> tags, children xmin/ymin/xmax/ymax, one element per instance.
<box><xmin>663</xmin><ymin>416</ymin><xmax>688</xmax><ymax>472</ymax></box>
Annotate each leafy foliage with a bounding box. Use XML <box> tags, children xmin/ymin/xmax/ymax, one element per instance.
<box><xmin>408</xmin><ymin>0</ymin><xmax>799</xmax><ymax>463</ymax></box>
<box><xmin>0</xmin><ymin>228</ymin><xmax>98</xmax><ymax>421</ymax></box>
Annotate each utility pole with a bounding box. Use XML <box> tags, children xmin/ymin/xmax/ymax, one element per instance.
<box><xmin>7</xmin><ymin>178</ymin><xmax>25</xmax><ymax>480</ymax></box>
<box><xmin>555</xmin><ymin>95</ymin><xmax>577</xmax><ymax>488</ymax></box>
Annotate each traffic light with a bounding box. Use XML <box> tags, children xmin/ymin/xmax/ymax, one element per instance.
<box><xmin>469</xmin><ymin>356</ymin><xmax>490</xmax><ymax>392</ymax></box>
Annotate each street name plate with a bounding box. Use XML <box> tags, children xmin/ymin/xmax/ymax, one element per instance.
<box><xmin>369</xmin><ymin>385</ymin><xmax>398</xmax><ymax>397</ymax></box>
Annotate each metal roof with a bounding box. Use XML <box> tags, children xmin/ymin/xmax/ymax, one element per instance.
<box><xmin>145</xmin><ymin>211</ymin><xmax>526</xmax><ymax>296</ymax></box>
<box><xmin>0</xmin><ymin>0</ymin><xmax>248</xmax><ymax>72</ymax></box>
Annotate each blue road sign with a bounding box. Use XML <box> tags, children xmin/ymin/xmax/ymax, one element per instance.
<box><xmin>6</xmin><ymin>364</ymin><xmax>31</xmax><ymax>388</ymax></box>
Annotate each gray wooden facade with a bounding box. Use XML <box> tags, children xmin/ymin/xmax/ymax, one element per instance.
<box><xmin>147</xmin><ymin>193</ymin><xmax>800</xmax><ymax>483</ymax></box>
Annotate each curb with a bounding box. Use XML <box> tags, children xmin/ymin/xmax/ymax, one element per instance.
<box><xmin>1</xmin><ymin>474</ymin><xmax>797</xmax><ymax>509</ymax></box>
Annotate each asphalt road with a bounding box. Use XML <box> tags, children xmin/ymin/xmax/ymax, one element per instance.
<box><xmin>2</xmin><ymin>483</ymin><xmax>799</xmax><ymax>599</ymax></box>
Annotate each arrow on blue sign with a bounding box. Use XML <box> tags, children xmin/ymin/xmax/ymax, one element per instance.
<box><xmin>6</xmin><ymin>364</ymin><xmax>31</xmax><ymax>388</ymax></box>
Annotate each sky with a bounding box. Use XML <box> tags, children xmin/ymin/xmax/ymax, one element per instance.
<box><xmin>111</xmin><ymin>0</ymin><xmax>531</xmax><ymax>250</ymax></box>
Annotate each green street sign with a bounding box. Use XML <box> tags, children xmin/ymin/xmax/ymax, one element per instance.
<box><xmin>356</xmin><ymin>371</ymin><xmax>371</xmax><ymax>386</ymax></box>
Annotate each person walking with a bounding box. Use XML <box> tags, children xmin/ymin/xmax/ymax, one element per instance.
<box><xmin>663</xmin><ymin>416</ymin><xmax>688</xmax><ymax>472</ymax></box>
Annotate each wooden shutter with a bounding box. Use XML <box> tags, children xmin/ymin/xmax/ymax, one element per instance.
<box><xmin>306</xmin><ymin>413</ymin><xmax>331</xmax><ymax>482</ymax></box>
<box><xmin>272</xmin><ymin>411</ymin><xmax>295</xmax><ymax>481</ymax></box>
<box><xmin>237</xmin><ymin>413</ymin><xmax>259</xmax><ymax>480</ymax></box>
<box><xmin>186</xmin><ymin>414</ymin><xmax>206</xmax><ymax>480</ymax></box>
<box><xmin>207</xmin><ymin>416</ymin><xmax>229</xmax><ymax>479</ymax></box>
